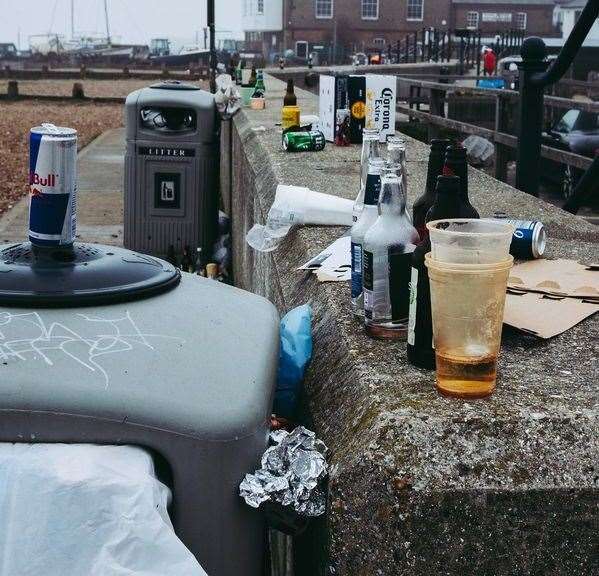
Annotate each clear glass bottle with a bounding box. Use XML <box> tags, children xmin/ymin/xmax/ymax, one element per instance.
<box><xmin>386</xmin><ymin>135</ymin><xmax>408</xmax><ymax>202</ymax></box>
<box><xmin>353</xmin><ymin>129</ymin><xmax>380</xmax><ymax>223</ymax></box>
<box><xmin>362</xmin><ymin>166</ymin><xmax>419</xmax><ymax>339</ymax></box>
<box><xmin>351</xmin><ymin>156</ymin><xmax>385</xmax><ymax>317</ymax></box>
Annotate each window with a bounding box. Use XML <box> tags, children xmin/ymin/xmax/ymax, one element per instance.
<box><xmin>373</xmin><ymin>37</ymin><xmax>386</xmax><ymax>46</ymax></box>
<box><xmin>362</xmin><ymin>0</ymin><xmax>379</xmax><ymax>20</ymax></box>
<box><xmin>315</xmin><ymin>0</ymin><xmax>333</xmax><ymax>19</ymax></box>
<box><xmin>515</xmin><ymin>12</ymin><xmax>527</xmax><ymax>30</ymax></box>
<box><xmin>407</xmin><ymin>0</ymin><xmax>423</xmax><ymax>21</ymax></box>
<box><xmin>466</xmin><ymin>11</ymin><xmax>479</xmax><ymax>29</ymax></box>
<box><xmin>257</xmin><ymin>0</ymin><xmax>264</xmax><ymax>15</ymax></box>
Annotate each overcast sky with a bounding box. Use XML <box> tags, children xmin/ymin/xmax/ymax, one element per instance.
<box><xmin>0</xmin><ymin>0</ymin><xmax>244</xmax><ymax>50</ymax></box>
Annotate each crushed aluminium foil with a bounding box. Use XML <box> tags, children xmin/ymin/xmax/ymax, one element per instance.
<box><xmin>239</xmin><ymin>426</ymin><xmax>328</xmax><ymax>517</ymax></box>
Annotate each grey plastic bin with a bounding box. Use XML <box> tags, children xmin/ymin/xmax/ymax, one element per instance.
<box><xmin>0</xmin><ymin>273</ymin><xmax>279</xmax><ymax>576</ymax></box>
<box><xmin>124</xmin><ymin>81</ymin><xmax>218</xmax><ymax>258</ymax></box>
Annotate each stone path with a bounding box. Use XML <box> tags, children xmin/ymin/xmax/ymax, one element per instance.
<box><xmin>0</xmin><ymin>128</ymin><xmax>125</xmax><ymax>245</ymax></box>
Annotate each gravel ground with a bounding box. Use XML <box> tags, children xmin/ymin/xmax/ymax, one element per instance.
<box><xmin>0</xmin><ymin>79</ymin><xmax>176</xmax><ymax>98</ymax></box>
<box><xmin>0</xmin><ymin>101</ymin><xmax>123</xmax><ymax>215</ymax></box>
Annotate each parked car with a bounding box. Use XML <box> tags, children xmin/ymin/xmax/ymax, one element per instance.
<box><xmin>541</xmin><ymin>107</ymin><xmax>599</xmax><ymax>199</ymax></box>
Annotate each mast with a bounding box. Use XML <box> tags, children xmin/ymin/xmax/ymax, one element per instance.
<box><xmin>104</xmin><ymin>0</ymin><xmax>111</xmax><ymax>46</ymax></box>
<box><xmin>71</xmin><ymin>0</ymin><xmax>75</xmax><ymax>40</ymax></box>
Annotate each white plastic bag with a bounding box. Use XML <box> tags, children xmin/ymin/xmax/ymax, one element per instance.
<box><xmin>246</xmin><ymin>185</ymin><xmax>354</xmax><ymax>252</ymax></box>
<box><xmin>0</xmin><ymin>444</ymin><xmax>207</xmax><ymax>576</ymax></box>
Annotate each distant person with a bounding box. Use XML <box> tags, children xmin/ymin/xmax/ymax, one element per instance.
<box><xmin>484</xmin><ymin>48</ymin><xmax>497</xmax><ymax>76</ymax></box>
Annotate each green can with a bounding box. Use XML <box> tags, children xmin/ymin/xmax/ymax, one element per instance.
<box><xmin>282</xmin><ymin>130</ymin><xmax>326</xmax><ymax>152</ymax></box>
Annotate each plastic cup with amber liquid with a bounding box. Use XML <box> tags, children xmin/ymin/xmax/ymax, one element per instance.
<box><xmin>425</xmin><ymin>219</ymin><xmax>515</xmax><ymax>399</ymax></box>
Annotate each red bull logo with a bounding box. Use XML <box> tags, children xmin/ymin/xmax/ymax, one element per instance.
<box><xmin>29</xmin><ymin>172</ymin><xmax>58</xmax><ymax>188</ymax></box>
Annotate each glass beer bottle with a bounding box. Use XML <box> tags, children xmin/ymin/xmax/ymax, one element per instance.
<box><xmin>351</xmin><ymin>157</ymin><xmax>385</xmax><ymax>317</ymax></box>
<box><xmin>353</xmin><ymin>129</ymin><xmax>381</xmax><ymax>223</ymax></box>
<box><xmin>362</xmin><ymin>166</ymin><xmax>419</xmax><ymax>338</ymax></box>
<box><xmin>412</xmin><ymin>138</ymin><xmax>451</xmax><ymax>241</ymax></box>
<box><xmin>407</xmin><ymin>175</ymin><xmax>462</xmax><ymax>369</ymax></box>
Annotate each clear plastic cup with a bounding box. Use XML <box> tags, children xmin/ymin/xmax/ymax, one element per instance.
<box><xmin>427</xmin><ymin>219</ymin><xmax>514</xmax><ymax>264</ymax></box>
<box><xmin>425</xmin><ymin>253</ymin><xmax>513</xmax><ymax>399</ymax></box>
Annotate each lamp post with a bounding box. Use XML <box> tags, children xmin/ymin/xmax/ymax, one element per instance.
<box><xmin>207</xmin><ymin>0</ymin><xmax>216</xmax><ymax>93</ymax></box>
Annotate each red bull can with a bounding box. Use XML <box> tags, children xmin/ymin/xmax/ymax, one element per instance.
<box><xmin>29</xmin><ymin>124</ymin><xmax>77</xmax><ymax>247</ymax></box>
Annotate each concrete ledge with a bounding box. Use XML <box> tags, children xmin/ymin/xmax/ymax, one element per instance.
<box><xmin>227</xmin><ymin>74</ymin><xmax>599</xmax><ymax>575</ymax></box>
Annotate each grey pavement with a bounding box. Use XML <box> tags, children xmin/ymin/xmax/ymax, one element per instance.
<box><xmin>0</xmin><ymin>128</ymin><xmax>125</xmax><ymax>246</ymax></box>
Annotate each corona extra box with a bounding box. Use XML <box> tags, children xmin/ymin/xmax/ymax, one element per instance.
<box><xmin>319</xmin><ymin>74</ymin><xmax>396</xmax><ymax>144</ymax></box>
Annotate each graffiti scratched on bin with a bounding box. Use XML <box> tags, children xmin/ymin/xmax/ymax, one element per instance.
<box><xmin>0</xmin><ymin>311</ymin><xmax>185</xmax><ymax>387</ymax></box>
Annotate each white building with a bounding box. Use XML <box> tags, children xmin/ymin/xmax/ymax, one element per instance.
<box><xmin>241</xmin><ymin>0</ymin><xmax>283</xmax><ymax>60</ymax></box>
<box><xmin>558</xmin><ymin>0</ymin><xmax>599</xmax><ymax>44</ymax></box>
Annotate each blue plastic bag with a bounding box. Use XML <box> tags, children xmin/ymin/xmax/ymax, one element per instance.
<box><xmin>274</xmin><ymin>304</ymin><xmax>313</xmax><ymax>419</ymax></box>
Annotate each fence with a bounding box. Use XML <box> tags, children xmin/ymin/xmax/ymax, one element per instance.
<box><xmin>1</xmin><ymin>64</ymin><xmax>210</xmax><ymax>82</ymax></box>
<box><xmin>382</xmin><ymin>28</ymin><xmax>524</xmax><ymax>71</ymax></box>
<box><xmin>396</xmin><ymin>76</ymin><xmax>596</xmax><ymax>184</ymax></box>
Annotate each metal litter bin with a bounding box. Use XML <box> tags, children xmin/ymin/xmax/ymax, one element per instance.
<box><xmin>0</xmin><ymin>238</ymin><xmax>279</xmax><ymax>575</ymax></box>
<box><xmin>124</xmin><ymin>81</ymin><xmax>218</xmax><ymax>258</ymax></box>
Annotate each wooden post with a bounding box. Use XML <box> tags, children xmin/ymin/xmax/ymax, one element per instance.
<box><xmin>7</xmin><ymin>80</ymin><xmax>18</xmax><ymax>99</ymax></box>
<box><xmin>494</xmin><ymin>94</ymin><xmax>510</xmax><ymax>182</ymax></box>
<box><xmin>72</xmin><ymin>82</ymin><xmax>85</xmax><ymax>99</ymax></box>
<box><xmin>428</xmin><ymin>87</ymin><xmax>445</xmax><ymax>141</ymax></box>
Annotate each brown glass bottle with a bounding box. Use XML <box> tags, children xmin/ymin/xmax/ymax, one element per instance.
<box><xmin>412</xmin><ymin>138</ymin><xmax>451</xmax><ymax>241</ymax></box>
<box><xmin>283</xmin><ymin>78</ymin><xmax>297</xmax><ymax>106</ymax></box>
<box><xmin>248</xmin><ymin>64</ymin><xmax>257</xmax><ymax>87</ymax></box>
<box><xmin>442</xmin><ymin>144</ymin><xmax>479</xmax><ymax>219</ymax></box>
<box><xmin>407</xmin><ymin>176</ymin><xmax>462</xmax><ymax>369</ymax></box>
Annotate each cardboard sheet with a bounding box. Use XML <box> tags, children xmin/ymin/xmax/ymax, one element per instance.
<box><xmin>508</xmin><ymin>258</ymin><xmax>599</xmax><ymax>300</ymax></box>
<box><xmin>504</xmin><ymin>291</ymin><xmax>599</xmax><ymax>339</ymax></box>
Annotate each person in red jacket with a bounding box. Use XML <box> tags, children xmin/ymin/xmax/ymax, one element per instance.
<box><xmin>484</xmin><ymin>48</ymin><xmax>497</xmax><ymax>76</ymax></box>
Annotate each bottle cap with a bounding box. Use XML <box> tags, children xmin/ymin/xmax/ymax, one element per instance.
<box><xmin>430</xmin><ymin>138</ymin><xmax>452</xmax><ymax>153</ymax></box>
<box><xmin>445</xmin><ymin>144</ymin><xmax>467</xmax><ymax>163</ymax></box>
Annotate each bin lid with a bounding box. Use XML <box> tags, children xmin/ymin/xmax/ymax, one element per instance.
<box><xmin>0</xmin><ymin>242</ymin><xmax>180</xmax><ymax>307</ymax></box>
<box><xmin>0</xmin><ymin>275</ymin><xmax>279</xmax><ymax>441</ymax></box>
<box><xmin>150</xmin><ymin>81</ymin><xmax>201</xmax><ymax>91</ymax></box>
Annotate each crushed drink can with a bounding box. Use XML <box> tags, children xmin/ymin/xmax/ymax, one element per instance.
<box><xmin>491</xmin><ymin>214</ymin><xmax>546</xmax><ymax>259</ymax></box>
<box><xmin>29</xmin><ymin>123</ymin><xmax>78</xmax><ymax>247</ymax></box>
<box><xmin>282</xmin><ymin>130</ymin><xmax>326</xmax><ymax>152</ymax></box>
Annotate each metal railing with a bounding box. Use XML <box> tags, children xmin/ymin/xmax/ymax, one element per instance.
<box><xmin>516</xmin><ymin>0</ymin><xmax>599</xmax><ymax>196</ymax></box>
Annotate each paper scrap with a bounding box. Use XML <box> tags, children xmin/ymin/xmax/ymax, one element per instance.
<box><xmin>299</xmin><ymin>236</ymin><xmax>351</xmax><ymax>281</ymax></box>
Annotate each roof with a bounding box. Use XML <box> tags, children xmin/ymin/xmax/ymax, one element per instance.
<box><xmin>560</xmin><ymin>0</ymin><xmax>587</xmax><ymax>8</ymax></box>
<box><xmin>452</xmin><ymin>0</ymin><xmax>556</xmax><ymax>5</ymax></box>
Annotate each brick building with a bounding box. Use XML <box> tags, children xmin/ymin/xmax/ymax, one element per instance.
<box><xmin>452</xmin><ymin>0</ymin><xmax>558</xmax><ymax>36</ymax></box>
<box><xmin>242</xmin><ymin>0</ymin><xmax>559</xmax><ymax>60</ymax></box>
<box><xmin>283</xmin><ymin>0</ymin><xmax>452</xmax><ymax>57</ymax></box>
